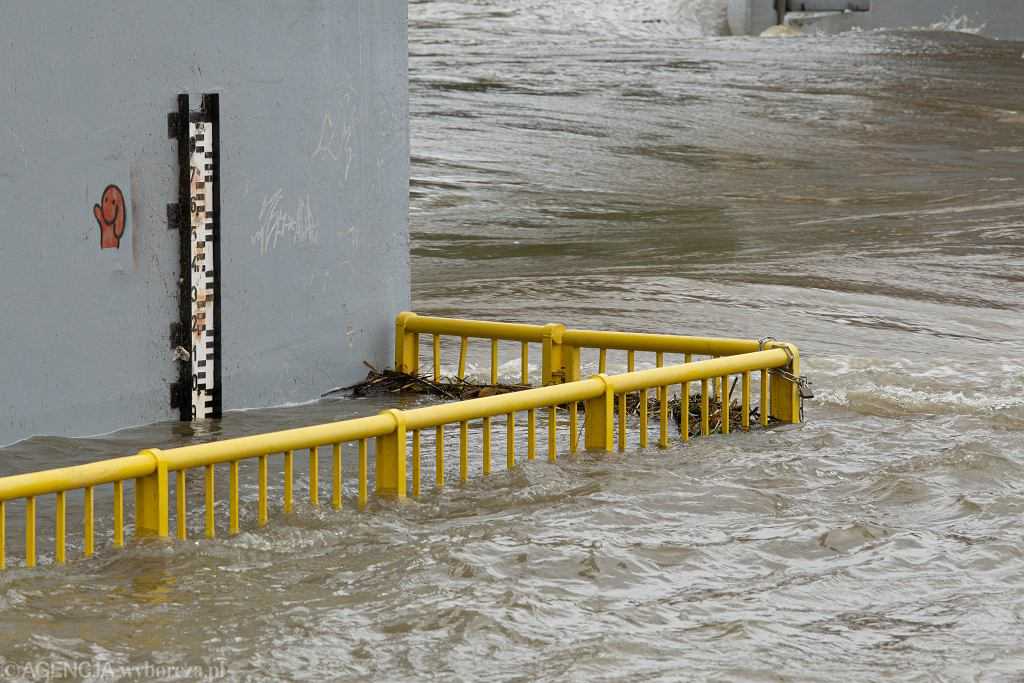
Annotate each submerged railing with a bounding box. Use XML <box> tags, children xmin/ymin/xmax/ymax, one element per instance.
<box><xmin>0</xmin><ymin>313</ymin><xmax>804</xmax><ymax>570</ymax></box>
<box><xmin>395</xmin><ymin>311</ymin><xmax>802</xmax><ymax>430</ymax></box>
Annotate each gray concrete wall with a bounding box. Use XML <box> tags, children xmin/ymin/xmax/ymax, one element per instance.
<box><xmin>728</xmin><ymin>0</ymin><xmax>781</xmax><ymax>36</ymax></box>
<box><xmin>0</xmin><ymin>2</ymin><xmax>409</xmax><ymax>446</ymax></box>
<box><xmin>729</xmin><ymin>0</ymin><xmax>1024</xmax><ymax>39</ymax></box>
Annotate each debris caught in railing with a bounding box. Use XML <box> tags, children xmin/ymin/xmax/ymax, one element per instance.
<box><xmin>335</xmin><ymin>365</ymin><xmax>773</xmax><ymax>439</ymax></box>
<box><xmin>325</xmin><ymin>363</ymin><xmax>530</xmax><ymax>401</ymax></box>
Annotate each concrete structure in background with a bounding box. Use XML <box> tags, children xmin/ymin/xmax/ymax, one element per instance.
<box><xmin>0</xmin><ymin>2</ymin><xmax>409</xmax><ymax>445</ymax></box>
<box><xmin>728</xmin><ymin>0</ymin><xmax>1024</xmax><ymax>39</ymax></box>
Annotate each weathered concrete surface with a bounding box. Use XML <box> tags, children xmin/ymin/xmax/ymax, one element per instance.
<box><xmin>0</xmin><ymin>2</ymin><xmax>409</xmax><ymax>445</ymax></box>
<box><xmin>786</xmin><ymin>1</ymin><xmax>869</xmax><ymax>10</ymax></box>
<box><xmin>729</xmin><ymin>0</ymin><xmax>1024</xmax><ymax>39</ymax></box>
<box><xmin>728</xmin><ymin>0</ymin><xmax>781</xmax><ymax>37</ymax></box>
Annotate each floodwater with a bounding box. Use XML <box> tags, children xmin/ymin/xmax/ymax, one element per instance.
<box><xmin>3</xmin><ymin>1</ymin><xmax>1024</xmax><ymax>680</ymax></box>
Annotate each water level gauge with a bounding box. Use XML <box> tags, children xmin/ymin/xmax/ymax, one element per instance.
<box><xmin>169</xmin><ymin>93</ymin><xmax>222</xmax><ymax>421</ymax></box>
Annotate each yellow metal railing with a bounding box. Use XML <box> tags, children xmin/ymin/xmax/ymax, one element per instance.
<box><xmin>0</xmin><ymin>454</ymin><xmax>154</xmax><ymax>569</ymax></box>
<box><xmin>0</xmin><ymin>313</ymin><xmax>803</xmax><ymax>570</ymax></box>
<box><xmin>395</xmin><ymin>312</ymin><xmax>801</xmax><ymax>449</ymax></box>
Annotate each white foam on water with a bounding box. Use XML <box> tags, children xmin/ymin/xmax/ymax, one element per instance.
<box><xmin>923</xmin><ymin>13</ymin><xmax>986</xmax><ymax>35</ymax></box>
<box><xmin>808</xmin><ymin>355</ymin><xmax>1024</xmax><ymax>419</ymax></box>
<box><xmin>871</xmin><ymin>12</ymin><xmax>987</xmax><ymax>36</ymax></box>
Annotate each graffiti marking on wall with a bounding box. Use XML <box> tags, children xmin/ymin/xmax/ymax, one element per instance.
<box><xmin>93</xmin><ymin>184</ymin><xmax>126</xmax><ymax>249</ymax></box>
<box><xmin>311</xmin><ymin>92</ymin><xmax>357</xmax><ymax>184</ymax></box>
<box><xmin>251</xmin><ymin>189</ymin><xmax>320</xmax><ymax>256</ymax></box>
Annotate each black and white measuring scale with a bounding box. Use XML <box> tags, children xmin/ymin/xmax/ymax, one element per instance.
<box><xmin>169</xmin><ymin>93</ymin><xmax>222</xmax><ymax>421</ymax></box>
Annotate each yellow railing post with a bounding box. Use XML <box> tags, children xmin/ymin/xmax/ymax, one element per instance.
<box><xmin>395</xmin><ymin>311</ymin><xmax>420</xmax><ymax>374</ymax></box>
<box><xmin>541</xmin><ymin>323</ymin><xmax>566</xmax><ymax>385</ymax></box>
<box><xmin>25</xmin><ymin>497</ymin><xmax>35</xmax><ymax>567</ymax></box>
<box><xmin>135</xmin><ymin>449</ymin><xmax>169</xmax><ymax>538</ymax></box>
<box><xmin>583</xmin><ymin>375</ymin><xmax>615</xmax><ymax>452</ymax></box>
<box><xmin>564</xmin><ymin>345</ymin><xmax>581</xmax><ymax>383</ymax></box>
<box><xmin>768</xmin><ymin>343</ymin><xmax>801</xmax><ymax>424</ymax></box>
<box><xmin>374</xmin><ymin>409</ymin><xmax>407</xmax><ymax>499</ymax></box>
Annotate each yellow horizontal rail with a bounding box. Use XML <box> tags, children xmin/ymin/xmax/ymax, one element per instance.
<box><xmin>402</xmin><ymin>313</ymin><xmax>547</xmax><ymax>343</ymax></box>
<box><xmin>606</xmin><ymin>349</ymin><xmax>789</xmax><ymax>394</ymax></box>
<box><xmin>158</xmin><ymin>414</ymin><xmax>395</xmax><ymax>471</ymax></box>
<box><xmin>0</xmin><ymin>454</ymin><xmax>155</xmax><ymax>501</ymax></box>
<box><xmin>562</xmin><ymin>328</ymin><xmax>760</xmax><ymax>357</ymax></box>
<box><xmin>393</xmin><ymin>311</ymin><xmax>783</xmax><ymax>387</ymax></box>
<box><xmin>0</xmin><ymin>313</ymin><xmax>803</xmax><ymax>571</ymax></box>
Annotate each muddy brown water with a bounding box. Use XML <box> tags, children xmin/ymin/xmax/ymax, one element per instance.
<box><xmin>2</xmin><ymin>2</ymin><xmax>1023</xmax><ymax>680</ymax></box>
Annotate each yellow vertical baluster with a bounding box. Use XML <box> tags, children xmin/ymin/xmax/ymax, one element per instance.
<box><xmin>358</xmin><ymin>438</ymin><xmax>368</xmax><ymax>509</ymax></box>
<box><xmin>113</xmin><ymin>481</ymin><xmax>124</xmax><ymax>548</ymax></box>
<box><xmin>527</xmin><ymin>408</ymin><xmax>536</xmax><ymax>460</ymax></box>
<box><xmin>521</xmin><ymin>341</ymin><xmax>529</xmax><ymax>385</ymax></box>
<box><xmin>618</xmin><ymin>390</ymin><xmax>626</xmax><ymax>453</ymax></box>
<box><xmin>412</xmin><ymin>332</ymin><xmax>421</xmax><ymax>372</ymax></box>
<box><xmin>548</xmin><ymin>405</ymin><xmax>557</xmax><ymax>462</ymax></box>
<box><xmin>742</xmin><ymin>372</ymin><xmax>751</xmax><ymax>431</ymax></box>
<box><xmin>629</xmin><ymin>351</ymin><xmax>645</xmax><ymax>448</ymax></box>
<box><xmin>83</xmin><ymin>486</ymin><xmax>95</xmax><ymax>556</ymax></box>
<box><xmin>598</xmin><ymin>348</ymin><xmax>607</xmax><ymax>374</ymax></box>
<box><xmin>722</xmin><ymin>374</ymin><xmax>731</xmax><ymax>435</ymax></box>
<box><xmin>258</xmin><ymin>455</ymin><xmax>268</xmax><ymax>526</ymax></box>
<box><xmin>657</xmin><ymin>352</ymin><xmax>667</xmax><ymax>448</ymax></box>
<box><xmin>412</xmin><ymin>430</ymin><xmax>421</xmax><ymax>497</ymax></box>
<box><xmin>482</xmin><ymin>417</ymin><xmax>492</xmax><ymax>475</ymax></box>
<box><xmin>55</xmin><ymin>491</ymin><xmax>66</xmax><ymax>565</ymax></box>
<box><xmin>433</xmin><ymin>334</ymin><xmax>441</xmax><ymax>383</ymax></box>
<box><xmin>460</xmin><ymin>421</ymin><xmax>469</xmax><ymax>482</ymax></box>
<box><xmin>659</xmin><ymin>384</ymin><xmax>669</xmax><ymax>448</ymax></box>
<box><xmin>229</xmin><ymin>461</ymin><xmax>240</xmax><ymax>536</ymax></box>
<box><xmin>25</xmin><ymin>497</ymin><xmax>36</xmax><ymax>568</ymax></box>
<box><xmin>436</xmin><ymin>425</ymin><xmax>445</xmax><ymax>489</ymax></box>
<box><xmin>618</xmin><ymin>352</ymin><xmax>634</xmax><ymax>454</ymax></box>
<box><xmin>458</xmin><ymin>336</ymin><xmax>468</xmax><ymax>380</ymax></box>
<box><xmin>0</xmin><ymin>500</ymin><xmax>5</xmax><ymax>569</ymax></box>
<box><xmin>713</xmin><ymin>360</ymin><xmax>721</xmax><ymax>401</ymax></box>
<box><xmin>490</xmin><ymin>338</ymin><xmax>499</xmax><ymax>384</ymax></box>
<box><xmin>701</xmin><ymin>378</ymin><xmax>710</xmax><ymax>436</ymax></box>
<box><xmin>681</xmin><ymin>353</ymin><xmax>692</xmax><ymax>443</ymax></box>
<box><xmin>283</xmin><ymin>450</ymin><xmax>293</xmax><ymax>514</ymax></box>
<box><xmin>507</xmin><ymin>412</ymin><xmax>515</xmax><ymax>470</ymax></box>
<box><xmin>176</xmin><ymin>470</ymin><xmax>187</xmax><ymax>540</ymax></box>
<box><xmin>332</xmin><ymin>444</ymin><xmax>342</xmax><ymax>510</ymax></box>
<box><xmin>760</xmin><ymin>369</ymin><xmax>769</xmax><ymax>427</ymax></box>
<box><xmin>309</xmin><ymin>446</ymin><xmax>319</xmax><ymax>506</ymax></box>
<box><xmin>569</xmin><ymin>401</ymin><xmax>578</xmax><ymax>453</ymax></box>
<box><xmin>205</xmin><ymin>464</ymin><xmax>215</xmax><ymax>538</ymax></box>
<box><xmin>639</xmin><ymin>388</ymin><xmax>648</xmax><ymax>449</ymax></box>
<box><xmin>679</xmin><ymin>382</ymin><xmax>689</xmax><ymax>443</ymax></box>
